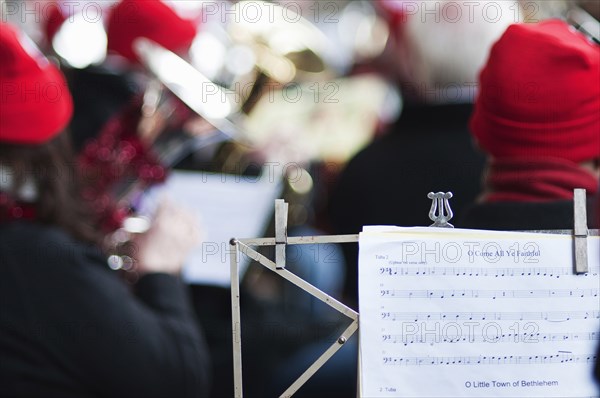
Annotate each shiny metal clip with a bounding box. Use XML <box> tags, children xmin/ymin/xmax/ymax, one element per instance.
<box><xmin>428</xmin><ymin>192</ymin><xmax>454</xmax><ymax>228</ymax></box>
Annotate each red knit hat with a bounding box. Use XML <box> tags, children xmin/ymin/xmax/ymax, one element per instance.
<box><xmin>470</xmin><ymin>20</ymin><xmax>600</xmax><ymax>163</ymax></box>
<box><xmin>43</xmin><ymin>2</ymin><xmax>68</xmax><ymax>44</ymax></box>
<box><xmin>0</xmin><ymin>23</ymin><xmax>73</xmax><ymax>144</ymax></box>
<box><xmin>106</xmin><ymin>0</ymin><xmax>197</xmax><ymax>63</ymax></box>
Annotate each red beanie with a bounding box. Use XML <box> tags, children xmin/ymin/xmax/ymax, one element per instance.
<box><xmin>43</xmin><ymin>2</ymin><xmax>68</xmax><ymax>44</ymax></box>
<box><xmin>0</xmin><ymin>23</ymin><xmax>73</xmax><ymax>144</ymax></box>
<box><xmin>106</xmin><ymin>0</ymin><xmax>197</xmax><ymax>63</ymax></box>
<box><xmin>470</xmin><ymin>20</ymin><xmax>600</xmax><ymax>163</ymax></box>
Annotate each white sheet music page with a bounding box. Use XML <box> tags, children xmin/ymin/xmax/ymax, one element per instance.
<box><xmin>358</xmin><ymin>226</ymin><xmax>600</xmax><ymax>398</ymax></box>
<box><xmin>140</xmin><ymin>170</ymin><xmax>282</xmax><ymax>286</ymax></box>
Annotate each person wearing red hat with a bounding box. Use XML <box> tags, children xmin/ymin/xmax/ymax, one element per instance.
<box><xmin>329</xmin><ymin>0</ymin><xmax>517</xmax><ymax>309</ymax></box>
<box><xmin>44</xmin><ymin>0</ymin><xmax>199</xmax><ymax>151</ymax></box>
<box><xmin>106</xmin><ymin>0</ymin><xmax>197</xmax><ymax>64</ymax></box>
<box><xmin>462</xmin><ymin>19</ymin><xmax>599</xmax><ymax>229</ymax></box>
<box><xmin>0</xmin><ymin>23</ymin><xmax>210</xmax><ymax>397</ymax></box>
<box><xmin>51</xmin><ymin>0</ymin><xmax>202</xmax><ymax>227</ymax></box>
<box><xmin>460</xmin><ymin>19</ymin><xmax>600</xmax><ymax>385</ymax></box>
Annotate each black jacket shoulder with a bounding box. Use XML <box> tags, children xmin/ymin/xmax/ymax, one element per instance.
<box><xmin>0</xmin><ymin>221</ymin><xmax>210</xmax><ymax>398</ymax></box>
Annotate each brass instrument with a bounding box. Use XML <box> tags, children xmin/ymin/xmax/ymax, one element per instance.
<box><xmin>35</xmin><ymin>1</ymin><xmax>396</xmax><ymax>273</ymax></box>
<box><xmin>566</xmin><ymin>5</ymin><xmax>600</xmax><ymax>44</ymax></box>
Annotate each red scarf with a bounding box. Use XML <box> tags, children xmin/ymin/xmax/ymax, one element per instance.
<box><xmin>0</xmin><ymin>193</ymin><xmax>36</xmax><ymax>222</ymax></box>
<box><xmin>483</xmin><ymin>157</ymin><xmax>599</xmax><ymax>202</ymax></box>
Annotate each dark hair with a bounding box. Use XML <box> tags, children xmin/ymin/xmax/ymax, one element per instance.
<box><xmin>0</xmin><ymin>132</ymin><xmax>100</xmax><ymax>245</ymax></box>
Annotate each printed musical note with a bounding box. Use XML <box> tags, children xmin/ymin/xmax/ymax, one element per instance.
<box><xmin>381</xmin><ymin>331</ymin><xmax>600</xmax><ymax>345</ymax></box>
<box><xmin>382</xmin><ymin>353</ymin><xmax>597</xmax><ymax>366</ymax></box>
<box><xmin>380</xmin><ymin>311</ymin><xmax>599</xmax><ymax>322</ymax></box>
<box><xmin>380</xmin><ymin>289</ymin><xmax>599</xmax><ymax>299</ymax></box>
<box><xmin>359</xmin><ymin>227</ymin><xmax>600</xmax><ymax>397</ymax></box>
<box><xmin>378</xmin><ymin>266</ymin><xmax>599</xmax><ymax>278</ymax></box>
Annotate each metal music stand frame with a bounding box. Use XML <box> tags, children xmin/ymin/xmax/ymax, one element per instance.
<box><xmin>229</xmin><ymin>189</ymin><xmax>594</xmax><ymax>397</ymax></box>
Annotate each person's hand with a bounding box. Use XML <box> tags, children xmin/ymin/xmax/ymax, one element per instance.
<box><xmin>133</xmin><ymin>199</ymin><xmax>200</xmax><ymax>275</ymax></box>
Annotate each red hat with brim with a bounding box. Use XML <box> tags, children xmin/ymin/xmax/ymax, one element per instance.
<box><xmin>0</xmin><ymin>23</ymin><xmax>73</xmax><ymax>144</ymax></box>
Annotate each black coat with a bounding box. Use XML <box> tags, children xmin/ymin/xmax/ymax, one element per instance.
<box><xmin>329</xmin><ymin>103</ymin><xmax>486</xmax><ymax>306</ymax></box>
<box><xmin>460</xmin><ymin>198</ymin><xmax>599</xmax><ymax>231</ymax></box>
<box><xmin>0</xmin><ymin>221</ymin><xmax>210</xmax><ymax>397</ymax></box>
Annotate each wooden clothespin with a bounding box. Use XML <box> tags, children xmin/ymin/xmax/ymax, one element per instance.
<box><xmin>573</xmin><ymin>188</ymin><xmax>588</xmax><ymax>274</ymax></box>
<box><xmin>275</xmin><ymin>199</ymin><xmax>288</xmax><ymax>269</ymax></box>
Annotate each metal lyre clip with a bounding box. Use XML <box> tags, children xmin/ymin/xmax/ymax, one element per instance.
<box><xmin>428</xmin><ymin>192</ymin><xmax>454</xmax><ymax>228</ymax></box>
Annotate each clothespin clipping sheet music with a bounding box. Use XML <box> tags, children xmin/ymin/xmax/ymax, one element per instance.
<box><xmin>358</xmin><ymin>226</ymin><xmax>600</xmax><ymax>397</ymax></box>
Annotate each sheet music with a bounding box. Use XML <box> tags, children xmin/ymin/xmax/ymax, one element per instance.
<box><xmin>358</xmin><ymin>226</ymin><xmax>600</xmax><ymax>397</ymax></box>
<box><xmin>140</xmin><ymin>170</ymin><xmax>282</xmax><ymax>286</ymax></box>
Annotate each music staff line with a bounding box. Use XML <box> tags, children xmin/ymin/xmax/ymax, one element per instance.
<box><xmin>382</xmin><ymin>353</ymin><xmax>598</xmax><ymax>366</ymax></box>
<box><xmin>379</xmin><ymin>266</ymin><xmax>599</xmax><ymax>278</ymax></box>
<box><xmin>381</xmin><ymin>331</ymin><xmax>600</xmax><ymax>345</ymax></box>
<box><xmin>380</xmin><ymin>289</ymin><xmax>599</xmax><ymax>299</ymax></box>
<box><xmin>380</xmin><ymin>310</ymin><xmax>600</xmax><ymax>322</ymax></box>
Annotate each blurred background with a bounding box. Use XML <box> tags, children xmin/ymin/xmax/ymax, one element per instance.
<box><xmin>1</xmin><ymin>0</ymin><xmax>598</xmax><ymax>396</ymax></box>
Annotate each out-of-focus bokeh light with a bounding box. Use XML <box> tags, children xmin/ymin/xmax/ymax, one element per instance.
<box><xmin>337</xmin><ymin>1</ymin><xmax>389</xmax><ymax>60</ymax></box>
<box><xmin>190</xmin><ymin>32</ymin><xmax>227</xmax><ymax>80</ymax></box>
<box><xmin>288</xmin><ymin>168</ymin><xmax>314</xmax><ymax>195</ymax></box>
<box><xmin>52</xmin><ymin>13</ymin><xmax>107</xmax><ymax>68</ymax></box>
<box><xmin>122</xmin><ymin>216</ymin><xmax>151</xmax><ymax>234</ymax></box>
<box><xmin>224</xmin><ymin>44</ymin><xmax>256</xmax><ymax>76</ymax></box>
